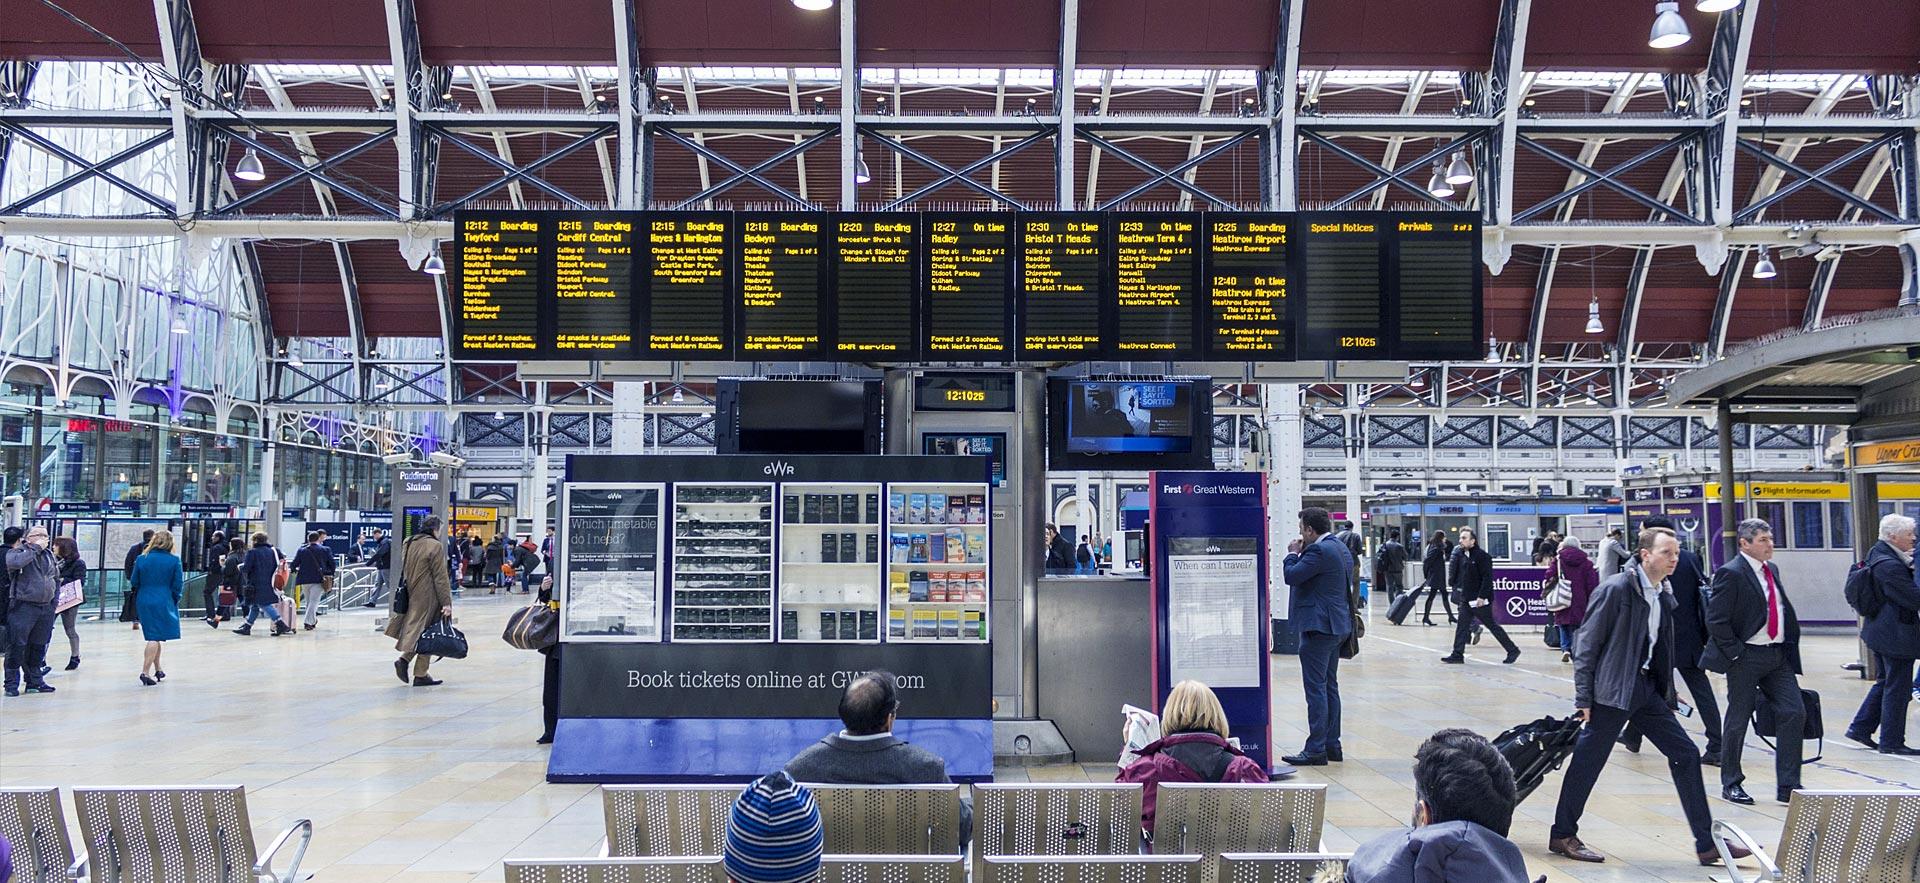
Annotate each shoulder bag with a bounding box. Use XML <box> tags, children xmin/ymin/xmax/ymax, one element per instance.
<box><xmin>1339</xmin><ymin>566</ymin><xmax>1363</xmax><ymax>659</ymax></box>
<box><xmin>55</xmin><ymin>579</ymin><xmax>85</xmax><ymax>614</ymax></box>
<box><xmin>391</xmin><ymin>565</ymin><xmax>410</xmax><ymax>615</ymax></box>
<box><xmin>502</xmin><ymin>603</ymin><xmax>559</xmax><ymax>651</ymax></box>
<box><xmin>1543</xmin><ymin>562</ymin><xmax>1574</xmax><ymax>612</ymax></box>
<box><xmin>416</xmin><ymin>615</ymin><xmax>469</xmax><ymax>659</ymax></box>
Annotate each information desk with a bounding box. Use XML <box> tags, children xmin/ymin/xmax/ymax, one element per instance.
<box><xmin>1036</xmin><ymin>575</ymin><xmax>1153</xmax><ymax>766</ymax></box>
<box><xmin>549</xmin><ymin>454</ymin><xmax>995</xmax><ymax>783</ymax></box>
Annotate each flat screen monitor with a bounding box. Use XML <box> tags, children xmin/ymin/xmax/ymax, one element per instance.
<box><xmin>718</xmin><ymin>380</ymin><xmax>881</xmax><ymax>455</ymax></box>
<box><xmin>1047</xmin><ymin>379</ymin><xmax>1213</xmax><ymax>470</ymax></box>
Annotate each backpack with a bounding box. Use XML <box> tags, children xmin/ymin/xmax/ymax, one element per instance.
<box><xmin>1844</xmin><ymin>560</ymin><xmax>1883</xmax><ymax>619</ymax></box>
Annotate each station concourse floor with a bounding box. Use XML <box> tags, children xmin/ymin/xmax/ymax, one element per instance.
<box><xmin>3</xmin><ymin>593</ymin><xmax>1914</xmax><ymax>883</ymax></box>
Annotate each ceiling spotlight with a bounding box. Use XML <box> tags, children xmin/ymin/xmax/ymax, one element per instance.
<box><xmin>1585</xmin><ymin>295</ymin><xmax>1604</xmax><ymax>334</ymax></box>
<box><xmin>1649</xmin><ymin>1</ymin><xmax>1691</xmax><ymax>49</ymax></box>
<box><xmin>671</xmin><ymin>387</ymin><xmax>686</xmax><ymax>404</ymax></box>
<box><xmin>812</xmin><ymin>95</ymin><xmax>828</xmax><ymax>114</ymax></box>
<box><xmin>287</xmin><ymin>351</ymin><xmax>304</xmax><ymax>368</ymax></box>
<box><xmin>441</xmin><ymin>89</ymin><xmax>454</xmax><ymax>100</ymax></box>
<box><xmin>233</xmin><ymin>147</ymin><xmax>266</xmax><ymax>182</ymax></box>
<box><xmin>1240</xmin><ymin>96</ymin><xmax>1257</xmax><ymax>117</ymax></box>
<box><xmin>1485</xmin><ymin>336</ymin><xmax>1500</xmax><ymax>363</ymax></box>
<box><xmin>170</xmin><ymin>307</ymin><xmax>189</xmax><ymax>335</ymax></box>
<box><xmin>1695</xmin><ymin>0</ymin><xmax>1741</xmax><ymax>11</ymax></box>
<box><xmin>1426</xmin><ymin>162</ymin><xmax>1454</xmax><ymax>199</ymax></box>
<box><xmin>1752</xmin><ymin>246</ymin><xmax>1777</xmax><ymax>279</ymax></box>
<box><xmin>1024</xmin><ymin>97</ymin><xmax>1037</xmax><ymax>115</ymax></box>
<box><xmin>792</xmin><ymin>0</ymin><xmax>834</xmax><ymax>9</ymax></box>
<box><xmin>1410</xmin><ymin>371</ymin><xmax>1426</xmax><ymax>389</ymax></box>
<box><xmin>854</xmin><ymin>152</ymin><xmax>872</xmax><ymax>185</ymax></box>
<box><xmin>1444</xmin><ymin>150</ymin><xmax>1474</xmax><ymax>186</ymax></box>
<box><xmin>423</xmin><ymin>253</ymin><xmax>446</xmax><ymax>275</ymax></box>
<box><xmin>493</xmin><ymin>410</ymin><xmax>506</xmax><ymax>421</ymax></box>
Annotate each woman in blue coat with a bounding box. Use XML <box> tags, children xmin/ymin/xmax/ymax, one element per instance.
<box><xmin>130</xmin><ymin>529</ymin><xmax>185</xmax><ymax>685</ymax></box>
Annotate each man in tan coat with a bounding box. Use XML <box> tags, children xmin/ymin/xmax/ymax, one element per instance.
<box><xmin>386</xmin><ymin>515</ymin><xmax>455</xmax><ymax>686</ymax></box>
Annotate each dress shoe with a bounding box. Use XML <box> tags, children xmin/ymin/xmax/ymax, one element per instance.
<box><xmin>1699</xmin><ymin>842</ymin><xmax>1753</xmax><ymax>866</ymax></box>
<box><xmin>3</xmin><ymin>687</ymin><xmax>16</xmax><ymax>697</ymax></box>
<box><xmin>1879</xmin><ymin>745</ymin><xmax>1920</xmax><ymax>756</ymax></box>
<box><xmin>24</xmin><ymin>683</ymin><xmax>53</xmax><ymax>694</ymax></box>
<box><xmin>139</xmin><ymin>674</ymin><xmax>157</xmax><ymax>687</ymax></box>
<box><xmin>1548</xmin><ymin>835</ymin><xmax>1603</xmax><ymax>863</ymax></box>
<box><xmin>1281</xmin><ymin>752</ymin><xmax>1328</xmax><ymax>766</ymax></box>
<box><xmin>1421</xmin><ymin>618</ymin><xmax>1436</xmax><ymax>627</ymax></box>
<box><xmin>536</xmin><ymin>733</ymin><xmax>554</xmax><ymax>745</ymax></box>
<box><xmin>232</xmin><ymin>624</ymin><xmax>252</xmax><ymax>636</ymax></box>
<box><xmin>1439</xmin><ymin>655</ymin><xmax>1465</xmax><ymax>664</ymax></box>
<box><xmin>1844</xmin><ymin>729</ymin><xmax>1881</xmax><ymax>750</ymax></box>
<box><xmin>1701</xmin><ymin>751</ymin><xmax>1721</xmax><ymax>767</ymax></box>
<box><xmin>1326</xmin><ymin>748</ymin><xmax>1343</xmax><ymax>762</ymax></box>
<box><xmin>1776</xmin><ymin>788</ymin><xmax>1794</xmax><ymax>805</ymax></box>
<box><xmin>1503</xmin><ymin>650</ymin><xmax>1521</xmax><ymax>664</ymax></box>
<box><xmin>154</xmin><ymin>670</ymin><xmax>165</xmax><ymax>681</ymax></box>
<box><xmin>412</xmin><ymin>676</ymin><xmax>443</xmax><ymax>687</ymax></box>
<box><xmin>394</xmin><ymin>658</ymin><xmax>410</xmax><ymax>684</ymax></box>
<box><xmin>1616</xmin><ymin>734</ymin><xmax>1642</xmax><ymax>753</ymax></box>
<box><xmin>1721</xmin><ymin>784</ymin><xmax>1755</xmax><ymax>805</ymax></box>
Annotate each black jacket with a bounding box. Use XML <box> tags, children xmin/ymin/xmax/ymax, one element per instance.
<box><xmin>369</xmin><ymin>537</ymin><xmax>392</xmax><ymax>569</ymax></box>
<box><xmin>1045</xmin><ymin>535</ymin><xmax>1073</xmax><ymax>570</ymax></box>
<box><xmin>1449</xmin><ymin>545</ymin><xmax>1495</xmax><ymax>603</ymax></box>
<box><xmin>1859</xmin><ymin>541</ymin><xmax>1920</xmax><ymax>660</ymax></box>
<box><xmin>124</xmin><ymin>541</ymin><xmax>146</xmax><ymax>578</ymax></box>
<box><xmin>1667</xmin><ymin>548</ymin><xmax>1710</xmax><ymax>670</ymax></box>
<box><xmin>1422</xmin><ymin>543</ymin><xmax>1447</xmax><ymax>588</ymax></box>
<box><xmin>1573</xmin><ymin>562</ymin><xmax>1678</xmax><ymax>711</ymax></box>
<box><xmin>1376</xmin><ymin>541</ymin><xmax>1407</xmax><ymax>577</ymax></box>
<box><xmin>1702</xmin><ymin>554</ymin><xmax>1803</xmax><ymax>675</ymax></box>
<box><xmin>241</xmin><ymin>544</ymin><xmax>281</xmax><ymax>606</ymax></box>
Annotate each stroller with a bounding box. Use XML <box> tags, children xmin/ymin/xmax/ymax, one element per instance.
<box><xmin>1492</xmin><ymin>715</ymin><xmax>1584</xmax><ymax>804</ymax></box>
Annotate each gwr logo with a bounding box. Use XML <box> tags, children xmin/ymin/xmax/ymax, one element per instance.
<box><xmin>764</xmin><ymin>461</ymin><xmax>796</xmax><ymax>476</ymax></box>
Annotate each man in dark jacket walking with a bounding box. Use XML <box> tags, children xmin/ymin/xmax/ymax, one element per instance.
<box><xmin>1704</xmin><ymin>518</ymin><xmax>1804</xmax><ymax>806</ymax></box>
<box><xmin>1375</xmin><ymin>529</ymin><xmax>1408</xmax><ymax>602</ymax></box>
<box><xmin>293</xmin><ymin>530</ymin><xmax>337</xmax><ymax>631</ymax></box>
<box><xmin>1440</xmin><ymin>527</ymin><xmax>1519</xmax><ymax>665</ymax></box>
<box><xmin>784</xmin><ymin>671</ymin><xmax>971</xmax><ymax>850</ymax></box>
<box><xmin>1548</xmin><ymin>528</ymin><xmax>1745</xmax><ymax>867</ymax></box>
<box><xmin>1619</xmin><ymin>516</ymin><xmax>1723</xmax><ymax>764</ymax></box>
<box><xmin>1348</xmin><ymin>729</ymin><xmax>1534</xmax><ymax>883</ymax></box>
<box><xmin>1845</xmin><ymin>514</ymin><xmax>1920</xmax><ymax>754</ymax></box>
<box><xmin>364</xmin><ymin>530</ymin><xmax>392</xmax><ymax>608</ymax></box>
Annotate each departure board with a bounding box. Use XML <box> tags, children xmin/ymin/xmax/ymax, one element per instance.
<box><xmin>1019</xmin><ymin>213</ymin><xmax>1106</xmax><ymax>358</ymax></box>
<box><xmin>1111</xmin><ymin>213</ymin><xmax>1201</xmax><ymax>358</ymax></box>
<box><xmin>736</xmin><ymin>213</ymin><xmax>828</xmax><ymax>359</ymax></box>
<box><xmin>1394</xmin><ymin>213</ymin><xmax>1482</xmax><ymax>361</ymax></box>
<box><xmin>552</xmin><ymin>213</ymin><xmax>638</xmax><ymax>357</ymax></box>
<box><xmin>455</xmin><ymin>213</ymin><xmax>544</xmax><ymax>358</ymax></box>
<box><xmin>642</xmin><ymin>212</ymin><xmax>731</xmax><ymax>357</ymax></box>
<box><xmin>1204</xmin><ymin>214</ymin><xmax>1293</xmax><ymax>360</ymax></box>
<box><xmin>923</xmin><ymin>212</ymin><xmax>1015</xmax><ymax>359</ymax></box>
<box><xmin>1297</xmin><ymin>213</ymin><xmax>1388</xmax><ymax>360</ymax></box>
<box><xmin>832</xmin><ymin>214</ymin><xmax>919</xmax><ymax>359</ymax></box>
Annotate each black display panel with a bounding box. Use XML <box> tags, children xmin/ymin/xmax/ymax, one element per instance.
<box><xmin>454</xmin><ymin>212</ymin><xmax>545</xmax><ymax>358</ymax></box>
<box><xmin>1018</xmin><ymin>213</ymin><xmax>1106</xmax><ymax>359</ymax></box>
<box><xmin>832</xmin><ymin>213</ymin><xmax>918</xmax><ymax>359</ymax></box>
<box><xmin>1297</xmin><ymin>213</ymin><xmax>1389</xmax><ymax>360</ymax></box>
<box><xmin>922</xmin><ymin>213</ymin><xmax>1015</xmax><ymax>359</ymax></box>
<box><xmin>716</xmin><ymin>380</ymin><xmax>881</xmax><ymax>455</ymax></box>
<box><xmin>643</xmin><ymin>212</ymin><xmax>731</xmax><ymax>357</ymax></box>
<box><xmin>552</xmin><ymin>213</ymin><xmax>640</xmax><ymax>358</ymax></box>
<box><xmin>1204</xmin><ymin>213</ymin><xmax>1293</xmax><ymax>360</ymax></box>
<box><xmin>736</xmin><ymin>213</ymin><xmax>828</xmax><ymax>359</ymax></box>
<box><xmin>1393</xmin><ymin>212</ymin><xmax>1482</xmax><ymax>361</ymax></box>
<box><xmin>1110</xmin><ymin>213</ymin><xmax>1202</xmax><ymax>359</ymax></box>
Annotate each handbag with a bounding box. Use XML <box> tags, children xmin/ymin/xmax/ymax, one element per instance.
<box><xmin>502</xmin><ymin>603</ymin><xmax>558</xmax><ymax>651</ymax></box>
<box><xmin>1543</xmin><ymin>577</ymin><xmax>1574</xmax><ymax>612</ymax></box>
<box><xmin>55</xmin><ymin>579</ymin><xmax>85</xmax><ymax>614</ymax></box>
<box><xmin>1755</xmin><ymin>687</ymin><xmax>1824</xmax><ymax>763</ymax></box>
<box><xmin>272</xmin><ymin>559</ymin><xmax>290</xmax><ymax>591</ymax></box>
<box><xmin>392</xmin><ymin>568</ymin><xmax>410</xmax><ymax>615</ymax></box>
<box><xmin>118</xmin><ymin>592</ymin><xmax>139</xmax><ymax>623</ymax></box>
<box><xmin>416</xmin><ymin>616</ymin><xmax>468</xmax><ymax>659</ymax></box>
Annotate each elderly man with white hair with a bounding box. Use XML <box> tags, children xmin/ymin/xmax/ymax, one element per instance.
<box><xmin>1845</xmin><ymin>513</ymin><xmax>1920</xmax><ymax>755</ymax></box>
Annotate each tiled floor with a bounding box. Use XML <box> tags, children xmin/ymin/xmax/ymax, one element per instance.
<box><xmin>4</xmin><ymin>593</ymin><xmax>1915</xmax><ymax>883</ymax></box>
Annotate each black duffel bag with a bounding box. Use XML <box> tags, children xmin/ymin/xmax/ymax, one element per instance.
<box><xmin>1755</xmin><ymin>687</ymin><xmax>1823</xmax><ymax>764</ymax></box>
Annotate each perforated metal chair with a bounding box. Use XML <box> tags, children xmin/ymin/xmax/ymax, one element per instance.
<box><xmin>602</xmin><ymin>785</ymin><xmax>744</xmax><ymax>858</ymax></box>
<box><xmin>1149</xmin><ymin>784</ymin><xmax>1326</xmax><ymax>883</ymax></box>
<box><xmin>1713</xmin><ymin>789</ymin><xmax>1920</xmax><ymax>883</ymax></box>
<box><xmin>1217</xmin><ymin>853</ymin><xmax>1351</xmax><ymax>883</ymax></box>
<box><xmin>823</xmin><ymin>855</ymin><xmax>967</xmax><ymax>883</ymax></box>
<box><xmin>984</xmin><ymin>855</ymin><xmax>1203</xmax><ymax>883</ymax></box>
<box><xmin>971</xmin><ymin>783</ymin><xmax>1143</xmax><ymax>877</ymax></box>
<box><xmin>807</xmin><ymin>784</ymin><xmax>963</xmax><ymax>855</ymax></box>
<box><xmin>0</xmin><ymin>788</ymin><xmax>76</xmax><ymax>883</ymax></box>
<box><xmin>70</xmin><ymin>786</ymin><xmax>311</xmax><ymax>883</ymax></box>
<box><xmin>505</xmin><ymin>857</ymin><xmax>724</xmax><ymax>883</ymax></box>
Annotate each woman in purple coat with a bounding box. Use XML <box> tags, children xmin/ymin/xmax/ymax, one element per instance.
<box><xmin>1546</xmin><ymin>537</ymin><xmax>1600</xmax><ymax>663</ymax></box>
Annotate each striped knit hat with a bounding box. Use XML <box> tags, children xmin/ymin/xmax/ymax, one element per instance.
<box><xmin>724</xmin><ymin>772</ymin><xmax>823</xmax><ymax>883</ymax></box>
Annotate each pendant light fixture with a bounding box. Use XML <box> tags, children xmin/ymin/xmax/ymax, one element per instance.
<box><xmin>1695</xmin><ymin>0</ymin><xmax>1740</xmax><ymax>11</ymax></box>
<box><xmin>1410</xmin><ymin>370</ymin><xmax>1426</xmax><ymax>389</ymax></box>
<box><xmin>170</xmin><ymin>306</ymin><xmax>190</xmax><ymax>335</ymax></box>
<box><xmin>233</xmin><ymin>145</ymin><xmax>266</xmax><ymax>182</ymax></box>
<box><xmin>1485</xmin><ymin>336</ymin><xmax>1500</xmax><ymax>363</ymax></box>
<box><xmin>1649</xmin><ymin>2</ymin><xmax>1691</xmax><ymax>48</ymax></box>
<box><xmin>1444</xmin><ymin>150</ymin><xmax>1474</xmax><ymax>186</ymax></box>
<box><xmin>792</xmin><ymin>0</ymin><xmax>833</xmax><ymax>9</ymax></box>
<box><xmin>1585</xmin><ymin>294</ymin><xmax>1604</xmax><ymax>334</ymax></box>
<box><xmin>423</xmin><ymin>252</ymin><xmax>446</xmax><ymax>275</ymax></box>
<box><xmin>1752</xmin><ymin>246</ymin><xmax>1777</xmax><ymax>279</ymax></box>
<box><xmin>854</xmin><ymin>152</ymin><xmax>872</xmax><ymax>185</ymax></box>
<box><xmin>671</xmin><ymin>387</ymin><xmax>686</xmax><ymax>404</ymax></box>
<box><xmin>1426</xmin><ymin>162</ymin><xmax>1454</xmax><ymax>199</ymax></box>
<box><xmin>287</xmin><ymin>349</ymin><xmax>303</xmax><ymax>368</ymax></box>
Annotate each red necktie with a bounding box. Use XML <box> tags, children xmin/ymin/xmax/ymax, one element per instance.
<box><xmin>1762</xmin><ymin>564</ymin><xmax>1780</xmax><ymax>640</ymax></box>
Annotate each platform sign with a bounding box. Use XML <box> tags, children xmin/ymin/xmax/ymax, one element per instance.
<box><xmin>642</xmin><ymin>212</ymin><xmax>731</xmax><ymax>357</ymax></box>
<box><xmin>1491</xmin><ymin>565</ymin><xmax>1552</xmax><ymax>625</ymax></box>
<box><xmin>1204</xmin><ymin>214</ymin><xmax>1294</xmax><ymax>360</ymax></box>
<box><xmin>1018</xmin><ymin>213</ymin><xmax>1107</xmax><ymax>358</ymax></box>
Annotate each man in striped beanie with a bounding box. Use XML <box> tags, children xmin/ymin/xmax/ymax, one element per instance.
<box><xmin>725</xmin><ymin>771</ymin><xmax>824</xmax><ymax>883</ymax></box>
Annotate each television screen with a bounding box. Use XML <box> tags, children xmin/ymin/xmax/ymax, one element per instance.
<box><xmin>923</xmin><ymin>433</ymin><xmax>1006</xmax><ymax>486</ymax></box>
<box><xmin>727</xmin><ymin>380</ymin><xmax>878</xmax><ymax>454</ymax></box>
<box><xmin>1064</xmin><ymin>382</ymin><xmax>1195</xmax><ymax>453</ymax></box>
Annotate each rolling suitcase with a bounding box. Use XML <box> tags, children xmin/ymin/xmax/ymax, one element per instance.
<box><xmin>1493</xmin><ymin>714</ymin><xmax>1584</xmax><ymax>804</ymax></box>
<box><xmin>1387</xmin><ymin>590</ymin><xmax>1418</xmax><ymax>625</ymax></box>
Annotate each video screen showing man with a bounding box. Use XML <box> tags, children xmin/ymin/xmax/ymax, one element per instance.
<box><xmin>1068</xmin><ymin>382</ymin><xmax>1191</xmax><ymax>452</ymax></box>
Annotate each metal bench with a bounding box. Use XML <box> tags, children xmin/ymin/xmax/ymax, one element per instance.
<box><xmin>0</xmin><ymin>788</ymin><xmax>76</xmax><ymax>883</ymax></box>
<box><xmin>505</xmin><ymin>856</ymin><xmax>965</xmax><ymax>883</ymax></box>
<box><xmin>1149</xmin><ymin>785</ymin><xmax>1327</xmax><ymax>883</ymax></box>
<box><xmin>1218</xmin><ymin>853</ymin><xmax>1351</xmax><ymax>883</ymax></box>
<box><xmin>984</xmin><ymin>855</ymin><xmax>1203</xmax><ymax>883</ymax></box>
<box><xmin>971</xmin><ymin>783</ymin><xmax>1143</xmax><ymax>877</ymax></box>
<box><xmin>1713</xmin><ymin>789</ymin><xmax>1920</xmax><ymax>883</ymax></box>
<box><xmin>602</xmin><ymin>785</ymin><xmax>744</xmax><ymax>858</ymax></box>
<box><xmin>808</xmin><ymin>784</ymin><xmax>964</xmax><ymax>855</ymax></box>
<box><xmin>70</xmin><ymin>785</ymin><xmax>311</xmax><ymax>883</ymax></box>
<box><xmin>822</xmin><ymin>855</ymin><xmax>966</xmax><ymax>883</ymax></box>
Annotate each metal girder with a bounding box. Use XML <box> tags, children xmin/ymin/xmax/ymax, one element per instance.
<box><xmin>1057</xmin><ymin>0</ymin><xmax>1079</xmax><ymax>209</ymax></box>
<box><xmin>383</xmin><ymin>0</ymin><xmax>424</xmax><ymax>217</ymax></box>
<box><xmin>1489</xmin><ymin>0</ymin><xmax>1531</xmax><ymax>225</ymax></box>
<box><xmin>839</xmin><ymin>0</ymin><xmax>857</xmax><ymax>210</ymax></box>
<box><xmin>1704</xmin><ymin>2</ymin><xmax>1756</xmax><ymax>227</ymax></box>
<box><xmin>611</xmin><ymin>0</ymin><xmax>646</xmax><ymax>209</ymax></box>
<box><xmin>1514</xmin><ymin>133</ymin><xmax>1705</xmax><ymax>224</ymax></box>
<box><xmin>0</xmin><ymin>122</ymin><xmax>175</xmax><ymax>215</ymax></box>
<box><xmin>1079</xmin><ymin>129</ymin><xmax>1257</xmax><ymax>211</ymax></box>
<box><xmin>428</xmin><ymin>124</ymin><xmax>617</xmax><ymax>215</ymax></box>
<box><xmin>1735</xmin><ymin>134</ymin><xmax>1906</xmax><ymax>223</ymax></box>
<box><xmin>211</xmin><ymin>128</ymin><xmax>398</xmax><ymax>217</ymax></box>
<box><xmin>653</xmin><ymin>125</ymin><xmax>827</xmax><ymax>209</ymax></box>
<box><xmin>1302</xmin><ymin>129</ymin><xmax>1482</xmax><ymax>209</ymax></box>
<box><xmin>0</xmin><ymin>64</ymin><xmax>35</xmax><ymax>222</ymax></box>
<box><xmin>457</xmin><ymin>365</ymin><xmax>531</xmax><ymax>405</ymax></box>
<box><xmin>273</xmin><ymin>362</ymin><xmax>357</xmax><ymax>404</ymax></box>
<box><xmin>866</xmin><ymin>125</ymin><xmax>1049</xmax><ymax>210</ymax></box>
<box><xmin>1265</xmin><ymin>0</ymin><xmax>1304</xmax><ymax>213</ymax></box>
<box><xmin>0</xmin><ymin>129</ymin><xmax>172</xmax><ymax>215</ymax></box>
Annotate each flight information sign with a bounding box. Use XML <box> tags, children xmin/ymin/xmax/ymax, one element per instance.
<box><xmin>1393</xmin><ymin>213</ymin><xmax>1482</xmax><ymax>361</ymax></box>
<box><xmin>552</xmin><ymin>213</ymin><xmax>639</xmax><ymax>358</ymax></box>
<box><xmin>831</xmin><ymin>213</ymin><xmax>919</xmax><ymax>359</ymax></box>
<box><xmin>922</xmin><ymin>212</ymin><xmax>1015</xmax><ymax>360</ymax></box>
<box><xmin>1019</xmin><ymin>212</ymin><xmax>1106</xmax><ymax>359</ymax></box>
<box><xmin>642</xmin><ymin>212</ymin><xmax>730</xmax><ymax>358</ymax></box>
<box><xmin>455</xmin><ymin>213</ymin><xmax>545</xmax><ymax>358</ymax></box>
<box><xmin>1110</xmin><ymin>213</ymin><xmax>1202</xmax><ymax>359</ymax></box>
<box><xmin>736</xmin><ymin>213</ymin><xmax>828</xmax><ymax>359</ymax></box>
<box><xmin>1297</xmin><ymin>213</ymin><xmax>1388</xmax><ymax>360</ymax></box>
<box><xmin>1203</xmin><ymin>213</ymin><xmax>1292</xmax><ymax>360</ymax></box>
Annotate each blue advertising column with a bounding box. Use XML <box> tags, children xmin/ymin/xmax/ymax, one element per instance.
<box><xmin>1148</xmin><ymin>471</ymin><xmax>1273</xmax><ymax>771</ymax></box>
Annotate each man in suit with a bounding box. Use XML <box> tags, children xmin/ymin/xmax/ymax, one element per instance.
<box><xmin>1846</xmin><ymin>513</ymin><xmax>1920</xmax><ymax>754</ymax></box>
<box><xmin>1282</xmin><ymin>506</ymin><xmax>1355</xmax><ymax>767</ymax></box>
<box><xmin>1704</xmin><ymin>518</ymin><xmax>1804</xmax><ymax>806</ymax></box>
<box><xmin>1548</xmin><ymin>528</ymin><xmax>1749</xmax><ymax>867</ymax></box>
<box><xmin>1619</xmin><ymin>516</ymin><xmax>1723</xmax><ymax>765</ymax></box>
